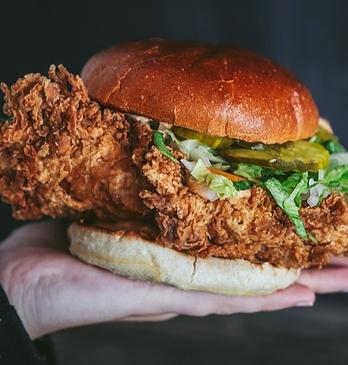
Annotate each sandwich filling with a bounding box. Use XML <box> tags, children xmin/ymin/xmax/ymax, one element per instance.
<box><xmin>1</xmin><ymin>65</ymin><xmax>348</xmax><ymax>269</ymax></box>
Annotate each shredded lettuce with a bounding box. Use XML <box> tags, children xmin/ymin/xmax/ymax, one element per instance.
<box><xmin>233</xmin><ymin>163</ymin><xmax>264</xmax><ymax>180</ymax></box>
<box><xmin>233</xmin><ymin>163</ymin><xmax>285</xmax><ymax>180</ymax></box>
<box><xmin>211</xmin><ymin>162</ymin><xmax>231</xmax><ymax>171</ymax></box>
<box><xmin>324</xmin><ymin>140</ymin><xmax>346</xmax><ymax>154</ymax></box>
<box><xmin>178</xmin><ymin>140</ymin><xmax>227</xmax><ymax>167</ymax></box>
<box><xmin>233</xmin><ymin>180</ymin><xmax>254</xmax><ymax>190</ymax></box>
<box><xmin>303</xmin><ymin>153</ymin><xmax>348</xmax><ymax>206</ymax></box>
<box><xmin>281</xmin><ymin>173</ymin><xmax>305</xmax><ymax>204</ymax></box>
<box><xmin>191</xmin><ymin>159</ymin><xmax>210</xmax><ymax>180</ymax></box>
<box><xmin>323</xmin><ymin>164</ymin><xmax>348</xmax><ymax>193</ymax></box>
<box><xmin>191</xmin><ymin>159</ymin><xmax>237</xmax><ymax>198</ymax></box>
<box><xmin>328</xmin><ymin>152</ymin><xmax>348</xmax><ymax>170</ymax></box>
<box><xmin>264</xmin><ymin>173</ymin><xmax>310</xmax><ymax>240</ymax></box>
<box><xmin>153</xmin><ymin>131</ymin><xmax>179</xmax><ymax>164</ymax></box>
<box><xmin>306</xmin><ymin>154</ymin><xmax>348</xmax><ymax>197</ymax></box>
<box><xmin>206</xmin><ymin>175</ymin><xmax>238</xmax><ymax>198</ymax></box>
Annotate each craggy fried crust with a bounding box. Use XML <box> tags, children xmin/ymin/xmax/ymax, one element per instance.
<box><xmin>0</xmin><ymin>65</ymin><xmax>148</xmax><ymax>220</ymax></box>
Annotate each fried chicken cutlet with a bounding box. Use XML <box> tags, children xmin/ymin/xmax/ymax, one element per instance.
<box><xmin>1</xmin><ymin>63</ymin><xmax>348</xmax><ymax>270</ymax></box>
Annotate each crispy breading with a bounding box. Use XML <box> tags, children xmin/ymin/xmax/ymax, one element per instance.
<box><xmin>0</xmin><ymin>65</ymin><xmax>148</xmax><ymax>220</ymax></box>
<box><xmin>2</xmin><ymin>66</ymin><xmax>348</xmax><ymax>269</ymax></box>
<box><xmin>140</xmin><ymin>147</ymin><xmax>348</xmax><ymax>269</ymax></box>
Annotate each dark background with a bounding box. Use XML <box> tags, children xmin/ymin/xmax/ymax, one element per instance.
<box><xmin>2</xmin><ymin>1</ymin><xmax>348</xmax><ymax>364</ymax></box>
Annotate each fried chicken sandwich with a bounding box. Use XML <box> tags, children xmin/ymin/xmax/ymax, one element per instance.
<box><xmin>1</xmin><ymin>38</ymin><xmax>348</xmax><ymax>296</ymax></box>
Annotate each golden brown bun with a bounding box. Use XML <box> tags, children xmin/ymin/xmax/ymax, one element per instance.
<box><xmin>81</xmin><ymin>38</ymin><xmax>319</xmax><ymax>144</ymax></box>
<box><xmin>68</xmin><ymin>222</ymin><xmax>300</xmax><ymax>296</ymax></box>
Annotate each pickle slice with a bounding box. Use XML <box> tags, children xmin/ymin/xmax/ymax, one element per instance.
<box><xmin>223</xmin><ymin>141</ymin><xmax>329</xmax><ymax>172</ymax></box>
<box><xmin>172</xmin><ymin>126</ymin><xmax>329</xmax><ymax>172</ymax></box>
<box><xmin>172</xmin><ymin>126</ymin><xmax>233</xmax><ymax>149</ymax></box>
<box><xmin>312</xmin><ymin>126</ymin><xmax>336</xmax><ymax>143</ymax></box>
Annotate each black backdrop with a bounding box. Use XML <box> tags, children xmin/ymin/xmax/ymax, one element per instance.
<box><xmin>1</xmin><ymin>0</ymin><xmax>348</xmax><ymax>238</ymax></box>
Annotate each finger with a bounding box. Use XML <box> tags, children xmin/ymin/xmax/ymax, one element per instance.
<box><xmin>69</xmin><ymin>268</ymin><xmax>314</xmax><ymax>322</ymax></box>
<box><xmin>329</xmin><ymin>256</ymin><xmax>348</xmax><ymax>267</ymax></box>
<box><xmin>138</xmin><ymin>283</ymin><xmax>315</xmax><ymax>317</ymax></box>
<box><xmin>297</xmin><ymin>267</ymin><xmax>348</xmax><ymax>293</ymax></box>
<box><xmin>3</xmin><ymin>220</ymin><xmax>69</xmax><ymax>250</ymax></box>
<box><xmin>118</xmin><ymin>313</ymin><xmax>177</xmax><ymax>322</ymax></box>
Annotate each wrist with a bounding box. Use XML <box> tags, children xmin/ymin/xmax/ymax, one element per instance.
<box><xmin>0</xmin><ymin>283</ymin><xmax>49</xmax><ymax>363</ymax></box>
<box><xmin>0</xmin><ymin>244</ymin><xmax>40</xmax><ymax>339</ymax></box>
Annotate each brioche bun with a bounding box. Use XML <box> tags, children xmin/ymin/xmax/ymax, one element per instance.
<box><xmin>81</xmin><ymin>38</ymin><xmax>319</xmax><ymax>144</ymax></box>
<box><xmin>68</xmin><ymin>222</ymin><xmax>300</xmax><ymax>296</ymax></box>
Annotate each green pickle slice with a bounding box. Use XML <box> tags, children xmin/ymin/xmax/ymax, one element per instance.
<box><xmin>223</xmin><ymin>141</ymin><xmax>329</xmax><ymax>172</ymax></box>
<box><xmin>172</xmin><ymin>126</ymin><xmax>233</xmax><ymax>149</ymax></box>
<box><xmin>313</xmin><ymin>126</ymin><xmax>336</xmax><ymax>143</ymax></box>
<box><xmin>172</xmin><ymin>126</ymin><xmax>329</xmax><ymax>172</ymax></box>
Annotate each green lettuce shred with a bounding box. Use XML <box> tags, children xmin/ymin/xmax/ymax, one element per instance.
<box><xmin>323</xmin><ymin>164</ymin><xmax>348</xmax><ymax>193</ymax></box>
<box><xmin>233</xmin><ymin>180</ymin><xmax>254</xmax><ymax>190</ymax></box>
<box><xmin>233</xmin><ymin>163</ymin><xmax>285</xmax><ymax>180</ymax></box>
<box><xmin>264</xmin><ymin>173</ymin><xmax>310</xmax><ymax>240</ymax></box>
<box><xmin>153</xmin><ymin>131</ymin><xmax>179</xmax><ymax>164</ymax></box>
<box><xmin>324</xmin><ymin>140</ymin><xmax>346</xmax><ymax>154</ymax></box>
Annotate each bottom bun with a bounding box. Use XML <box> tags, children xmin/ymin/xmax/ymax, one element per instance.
<box><xmin>68</xmin><ymin>222</ymin><xmax>300</xmax><ymax>296</ymax></box>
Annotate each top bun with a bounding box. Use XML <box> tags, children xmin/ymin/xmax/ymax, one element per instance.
<box><xmin>81</xmin><ymin>38</ymin><xmax>319</xmax><ymax>144</ymax></box>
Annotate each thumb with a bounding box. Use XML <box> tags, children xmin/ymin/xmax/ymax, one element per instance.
<box><xmin>153</xmin><ymin>284</ymin><xmax>315</xmax><ymax>317</ymax></box>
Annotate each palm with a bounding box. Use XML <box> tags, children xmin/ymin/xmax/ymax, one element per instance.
<box><xmin>0</xmin><ymin>221</ymin><xmax>315</xmax><ymax>339</ymax></box>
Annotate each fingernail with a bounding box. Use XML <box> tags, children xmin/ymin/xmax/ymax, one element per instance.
<box><xmin>296</xmin><ymin>301</ymin><xmax>314</xmax><ymax>307</ymax></box>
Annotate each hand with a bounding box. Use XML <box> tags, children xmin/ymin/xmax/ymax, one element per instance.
<box><xmin>297</xmin><ymin>257</ymin><xmax>348</xmax><ymax>293</ymax></box>
<box><xmin>0</xmin><ymin>221</ymin><xmax>315</xmax><ymax>339</ymax></box>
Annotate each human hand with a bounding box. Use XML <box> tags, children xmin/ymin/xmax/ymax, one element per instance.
<box><xmin>0</xmin><ymin>221</ymin><xmax>315</xmax><ymax>339</ymax></box>
<box><xmin>297</xmin><ymin>257</ymin><xmax>348</xmax><ymax>293</ymax></box>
